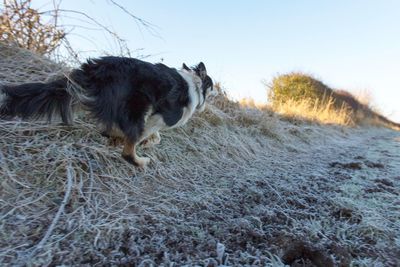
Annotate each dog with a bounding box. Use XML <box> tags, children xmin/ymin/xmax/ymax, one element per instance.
<box><xmin>0</xmin><ymin>57</ymin><xmax>214</xmax><ymax>167</ymax></box>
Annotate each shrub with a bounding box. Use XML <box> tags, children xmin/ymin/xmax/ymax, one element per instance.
<box><xmin>268</xmin><ymin>72</ymin><xmax>334</xmax><ymax>106</ymax></box>
<box><xmin>267</xmin><ymin>73</ymin><xmax>356</xmax><ymax>125</ymax></box>
<box><xmin>0</xmin><ymin>0</ymin><xmax>65</xmax><ymax>55</ymax></box>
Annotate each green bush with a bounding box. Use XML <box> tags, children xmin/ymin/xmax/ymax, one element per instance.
<box><xmin>268</xmin><ymin>72</ymin><xmax>334</xmax><ymax>106</ymax></box>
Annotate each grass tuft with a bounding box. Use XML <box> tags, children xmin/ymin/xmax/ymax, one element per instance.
<box><xmin>271</xmin><ymin>96</ymin><xmax>354</xmax><ymax>126</ymax></box>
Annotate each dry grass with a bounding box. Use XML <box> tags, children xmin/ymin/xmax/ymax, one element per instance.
<box><xmin>269</xmin><ymin>97</ymin><xmax>354</xmax><ymax>126</ymax></box>
<box><xmin>0</xmin><ymin>42</ymin><xmax>67</xmax><ymax>83</ymax></box>
<box><xmin>1</xmin><ymin>44</ymin><xmax>400</xmax><ymax>266</ymax></box>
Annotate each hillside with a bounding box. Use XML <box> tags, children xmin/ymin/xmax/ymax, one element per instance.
<box><xmin>1</xmin><ymin>44</ymin><xmax>400</xmax><ymax>266</ymax></box>
<box><xmin>269</xmin><ymin>72</ymin><xmax>400</xmax><ymax>130</ymax></box>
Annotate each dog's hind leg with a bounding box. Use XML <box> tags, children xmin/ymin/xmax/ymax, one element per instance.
<box><xmin>122</xmin><ymin>139</ymin><xmax>150</xmax><ymax>168</ymax></box>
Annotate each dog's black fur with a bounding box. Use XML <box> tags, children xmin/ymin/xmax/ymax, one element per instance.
<box><xmin>0</xmin><ymin>57</ymin><xmax>213</xmax><ymax>166</ymax></box>
<box><xmin>70</xmin><ymin>57</ymin><xmax>194</xmax><ymax>142</ymax></box>
<box><xmin>0</xmin><ymin>77</ymin><xmax>73</xmax><ymax>123</ymax></box>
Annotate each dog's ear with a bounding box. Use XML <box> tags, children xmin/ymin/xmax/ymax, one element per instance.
<box><xmin>195</xmin><ymin>62</ymin><xmax>207</xmax><ymax>80</ymax></box>
<box><xmin>182</xmin><ymin>63</ymin><xmax>191</xmax><ymax>71</ymax></box>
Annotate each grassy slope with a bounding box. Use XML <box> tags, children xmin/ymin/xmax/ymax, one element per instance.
<box><xmin>1</xmin><ymin>44</ymin><xmax>400</xmax><ymax>266</ymax></box>
<box><xmin>268</xmin><ymin>72</ymin><xmax>400</xmax><ymax>130</ymax></box>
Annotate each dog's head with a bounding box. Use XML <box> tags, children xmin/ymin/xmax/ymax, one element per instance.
<box><xmin>182</xmin><ymin>62</ymin><xmax>214</xmax><ymax>112</ymax></box>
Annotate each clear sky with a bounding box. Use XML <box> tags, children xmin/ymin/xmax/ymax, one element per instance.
<box><xmin>30</xmin><ymin>0</ymin><xmax>400</xmax><ymax>122</ymax></box>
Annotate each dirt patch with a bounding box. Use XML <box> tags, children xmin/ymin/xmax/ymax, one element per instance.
<box><xmin>365</xmin><ymin>161</ymin><xmax>385</xmax><ymax>169</ymax></box>
<box><xmin>374</xmin><ymin>178</ymin><xmax>394</xmax><ymax>187</ymax></box>
<box><xmin>332</xmin><ymin>207</ymin><xmax>363</xmax><ymax>224</ymax></box>
<box><xmin>330</xmin><ymin>160</ymin><xmax>386</xmax><ymax>171</ymax></box>
<box><xmin>329</xmin><ymin>161</ymin><xmax>363</xmax><ymax>170</ymax></box>
<box><xmin>364</xmin><ymin>179</ymin><xmax>399</xmax><ymax>195</ymax></box>
<box><xmin>282</xmin><ymin>240</ymin><xmax>334</xmax><ymax>267</ymax></box>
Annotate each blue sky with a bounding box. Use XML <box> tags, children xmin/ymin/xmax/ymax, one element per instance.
<box><xmin>31</xmin><ymin>0</ymin><xmax>400</xmax><ymax>122</ymax></box>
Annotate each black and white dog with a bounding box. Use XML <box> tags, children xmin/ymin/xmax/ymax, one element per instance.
<box><xmin>0</xmin><ymin>57</ymin><xmax>214</xmax><ymax>167</ymax></box>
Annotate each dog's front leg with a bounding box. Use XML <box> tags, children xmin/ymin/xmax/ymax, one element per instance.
<box><xmin>141</xmin><ymin>131</ymin><xmax>161</xmax><ymax>148</ymax></box>
<box><xmin>122</xmin><ymin>139</ymin><xmax>150</xmax><ymax>168</ymax></box>
<box><xmin>121</xmin><ymin>114</ymin><xmax>165</xmax><ymax>167</ymax></box>
<box><xmin>139</xmin><ymin>114</ymin><xmax>165</xmax><ymax>149</ymax></box>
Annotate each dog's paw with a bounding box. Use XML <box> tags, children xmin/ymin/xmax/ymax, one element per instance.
<box><xmin>141</xmin><ymin>139</ymin><xmax>159</xmax><ymax>148</ymax></box>
<box><xmin>122</xmin><ymin>154</ymin><xmax>150</xmax><ymax>168</ymax></box>
<box><xmin>141</xmin><ymin>133</ymin><xmax>161</xmax><ymax>148</ymax></box>
<box><xmin>135</xmin><ymin>156</ymin><xmax>150</xmax><ymax>168</ymax></box>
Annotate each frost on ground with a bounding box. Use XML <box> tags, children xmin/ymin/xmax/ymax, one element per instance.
<box><xmin>1</xmin><ymin>44</ymin><xmax>400</xmax><ymax>266</ymax></box>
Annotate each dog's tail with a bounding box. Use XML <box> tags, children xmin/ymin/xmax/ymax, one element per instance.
<box><xmin>0</xmin><ymin>77</ymin><xmax>75</xmax><ymax>124</ymax></box>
